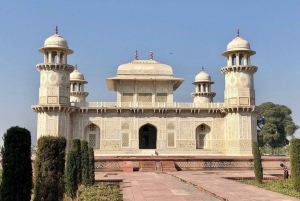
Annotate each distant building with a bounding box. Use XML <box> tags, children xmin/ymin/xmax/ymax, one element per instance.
<box><xmin>32</xmin><ymin>28</ymin><xmax>259</xmax><ymax>156</ymax></box>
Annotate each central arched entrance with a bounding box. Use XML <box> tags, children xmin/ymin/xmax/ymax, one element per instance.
<box><xmin>139</xmin><ymin>124</ymin><xmax>157</xmax><ymax>149</ymax></box>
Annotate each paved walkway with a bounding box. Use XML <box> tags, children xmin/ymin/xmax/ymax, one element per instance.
<box><xmin>95</xmin><ymin>170</ymin><xmax>300</xmax><ymax>201</ymax></box>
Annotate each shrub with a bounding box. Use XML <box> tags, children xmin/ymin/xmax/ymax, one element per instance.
<box><xmin>1</xmin><ymin>126</ymin><xmax>32</xmax><ymax>201</ymax></box>
<box><xmin>88</xmin><ymin>147</ymin><xmax>95</xmax><ymax>186</ymax></box>
<box><xmin>65</xmin><ymin>149</ymin><xmax>78</xmax><ymax>200</ymax></box>
<box><xmin>33</xmin><ymin>136</ymin><xmax>66</xmax><ymax>201</ymax></box>
<box><xmin>252</xmin><ymin>141</ymin><xmax>263</xmax><ymax>183</ymax></box>
<box><xmin>71</xmin><ymin>139</ymin><xmax>82</xmax><ymax>184</ymax></box>
<box><xmin>290</xmin><ymin>138</ymin><xmax>300</xmax><ymax>190</ymax></box>
<box><xmin>81</xmin><ymin>140</ymin><xmax>89</xmax><ymax>185</ymax></box>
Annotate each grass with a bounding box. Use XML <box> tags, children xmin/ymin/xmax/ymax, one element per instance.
<box><xmin>240</xmin><ymin>179</ymin><xmax>300</xmax><ymax>199</ymax></box>
<box><xmin>64</xmin><ymin>183</ymin><xmax>122</xmax><ymax>201</ymax></box>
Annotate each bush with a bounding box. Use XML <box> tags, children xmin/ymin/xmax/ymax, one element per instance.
<box><xmin>71</xmin><ymin>139</ymin><xmax>82</xmax><ymax>184</ymax></box>
<box><xmin>252</xmin><ymin>141</ymin><xmax>263</xmax><ymax>183</ymax></box>
<box><xmin>65</xmin><ymin>149</ymin><xmax>78</xmax><ymax>200</ymax></box>
<box><xmin>290</xmin><ymin>138</ymin><xmax>300</xmax><ymax>190</ymax></box>
<box><xmin>33</xmin><ymin>136</ymin><xmax>66</xmax><ymax>201</ymax></box>
<box><xmin>1</xmin><ymin>126</ymin><xmax>32</xmax><ymax>201</ymax></box>
<box><xmin>88</xmin><ymin>147</ymin><xmax>95</xmax><ymax>186</ymax></box>
<box><xmin>81</xmin><ymin>140</ymin><xmax>89</xmax><ymax>185</ymax></box>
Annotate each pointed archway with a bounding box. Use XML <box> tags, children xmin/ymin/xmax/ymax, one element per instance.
<box><xmin>195</xmin><ymin>124</ymin><xmax>210</xmax><ymax>149</ymax></box>
<box><xmin>139</xmin><ymin>124</ymin><xmax>157</xmax><ymax>149</ymax></box>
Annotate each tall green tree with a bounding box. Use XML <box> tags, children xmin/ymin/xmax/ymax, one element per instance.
<box><xmin>88</xmin><ymin>147</ymin><xmax>95</xmax><ymax>186</ymax></box>
<box><xmin>257</xmin><ymin>102</ymin><xmax>299</xmax><ymax>154</ymax></box>
<box><xmin>81</xmin><ymin>140</ymin><xmax>89</xmax><ymax>185</ymax></box>
<box><xmin>1</xmin><ymin>126</ymin><xmax>32</xmax><ymax>201</ymax></box>
<box><xmin>64</xmin><ymin>149</ymin><xmax>78</xmax><ymax>200</ymax></box>
<box><xmin>33</xmin><ymin>136</ymin><xmax>66</xmax><ymax>201</ymax></box>
<box><xmin>71</xmin><ymin>139</ymin><xmax>82</xmax><ymax>184</ymax></box>
<box><xmin>290</xmin><ymin>138</ymin><xmax>300</xmax><ymax>190</ymax></box>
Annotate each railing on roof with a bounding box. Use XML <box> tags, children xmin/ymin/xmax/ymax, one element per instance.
<box><xmin>71</xmin><ymin>102</ymin><xmax>224</xmax><ymax>109</ymax></box>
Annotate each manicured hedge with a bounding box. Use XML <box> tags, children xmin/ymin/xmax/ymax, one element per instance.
<box><xmin>252</xmin><ymin>141</ymin><xmax>263</xmax><ymax>183</ymax></box>
<box><xmin>290</xmin><ymin>138</ymin><xmax>300</xmax><ymax>190</ymax></box>
<box><xmin>81</xmin><ymin>140</ymin><xmax>89</xmax><ymax>185</ymax></box>
<box><xmin>1</xmin><ymin>126</ymin><xmax>32</xmax><ymax>201</ymax></box>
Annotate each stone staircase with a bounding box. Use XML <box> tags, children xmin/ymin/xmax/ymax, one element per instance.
<box><xmin>139</xmin><ymin>161</ymin><xmax>156</xmax><ymax>172</ymax></box>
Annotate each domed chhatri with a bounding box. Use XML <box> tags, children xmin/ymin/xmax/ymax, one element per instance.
<box><xmin>195</xmin><ymin>68</ymin><xmax>212</xmax><ymax>83</ymax></box>
<box><xmin>222</xmin><ymin>29</ymin><xmax>255</xmax><ymax>56</ymax></box>
<box><xmin>70</xmin><ymin>69</ymin><xmax>85</xmax><ymax>81</ymax></box>
<box><xmin>39</xmin><ymin>26</ymin><xmax>73</xmax><ymax>54</ymax></box>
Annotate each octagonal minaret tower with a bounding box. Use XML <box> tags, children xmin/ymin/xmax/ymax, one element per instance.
<box><xmin>221</xmin><ymin>29</ymin><xmax>258</xmax><ymax>106</ymax></box>
<box><xmin>221</xmin><ymin>29</ymin><xmax>259</xmax><ymax>156</ymax></box>
<box><xmin>70</xmin><ymin>67</ymin><xmax>89</xmax><ymax>103</ymax></box>
<box><xmin>191</xmin><ymin>67</ymin><xmax>216</xmax><ymax>103</ymax></box>
<box><xmin>32</xmin><ymin>27</ymin><xmax>75</xmax><ymax>139</ymax></box>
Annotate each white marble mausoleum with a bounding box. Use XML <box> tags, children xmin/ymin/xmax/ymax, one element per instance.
<box><xmin>32</xmin><ymin>28</ymin><xmax>259</xmax><ymax>156</ymax></box>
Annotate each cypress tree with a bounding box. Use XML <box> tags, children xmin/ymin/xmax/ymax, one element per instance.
<box><xmin>1</xmin><ymin>126</ymin><xmax>32</xmax><ymax>201</ymax></box>
<box><xmin>64</xmin><ymin>149</ymin><xmax>78</xmax><ymax>200</ymax></box>
<box><xmin>88</xmin><ymin>147</ymin><xmax>95</xmax><ymax>186</ymax></box>
<box><xmin>33</xmin><ymin>136</ymin><xmax>66</xmax><ymax>201</ymax></box>
<box><xmin>71</xmin><ymin>139</ymin><xmax>82</xmax><ymax>184</ymax></box>
<box><xmin>81</xmin><ymin>140</ymin><xmax>89</xmax><ymax>185</ymax></box>
<box><xmin>290</xmin><ymin>138</ymin><xmax>300</xmax><ymax>190</ymax></box>
<box><xmin>57</xmin><ymin>136</ymin><xmax>67</xmax><ymax>200</ymax></box>
<box><xmin>252</xmin><ymin>141</ymin><xmax>263</xmax><ymax>183</ymax></box>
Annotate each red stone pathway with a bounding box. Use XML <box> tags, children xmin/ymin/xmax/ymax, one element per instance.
<box><xmin>95</xmin><ymin>170</ymin><xmax>300</xmax><ymax>201</ymax></box>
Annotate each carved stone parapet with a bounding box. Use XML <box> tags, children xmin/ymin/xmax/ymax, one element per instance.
<box><xmin>220</xmin><ymin>106</ymin><xmax>260</xmax><ymax>114</ymax></box>
<box><xmin>36</xmin><ymin>63</ymin><xmax>74</xmax><ymax>73</ymax></box>
<box><xmin>221</xmin><ymin>65</ymin><xmax>258</xmax><ymax>75</ymax></box>
<box><xmin>31</xmin><ymin>105</ymin><xmax>76</xmax><ymax>113</ymax></box>
<box><xmin>70</xmin><ymin>91</ymin><xmax>89</xmax><ymax>97</ymax></box>
<box><xmin>191</xmin><ymin>92</ymin><xmax>216</xmax><ymax>98</ymax></box>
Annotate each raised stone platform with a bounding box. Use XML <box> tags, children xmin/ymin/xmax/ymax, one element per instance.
<box><xmin>94</xmin><ymin>155</ymin><xmax>290</xmax><ymax>172</ymax></box>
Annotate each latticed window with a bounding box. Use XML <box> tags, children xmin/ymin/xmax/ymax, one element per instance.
<box><xmin>167</xmin><ymin>133</ymin><xmax>175</xmax><ymax>147</ymax></box>
<box><xmin>89</xmin><ymin>124</ymin><xmax>96</xmax><ymax>131</ymax></box>
<box><xmin>122</xmin><ymin>133</ymin><xmax>129</xmax><ymax>147</ymax></box>
<box><xmin>122</xmin><ymin>93</ymin><xmax>134</xmax><ymax>102</ymax></box>
<box><xmin>157</xmin><ymin>93</ymin><xmax>167</xmax><ymax>102</ymax></box>
<box><xmin>138</xmin><ymin>93</ymin><xmax>152</xmax><ymax>102</ymax></box>
<box><xmin>89</xmin><ymin>134</ymin><xmax>96</xmax><ymax>148</ymax></box>
<box><xmin>197</xmin><ymin>134</ymin><xmax>205</xmax><ymax>149</ymax></box>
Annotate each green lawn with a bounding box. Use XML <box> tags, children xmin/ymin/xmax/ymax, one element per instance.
<box><xmin>240</xmin><ymin>179</ymin><xmax>300</xmax><ymax>199</ymax></box>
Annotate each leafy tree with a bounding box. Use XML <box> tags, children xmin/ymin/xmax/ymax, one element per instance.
<box><xmin>33</xmin><ymin>136</ymin><xmax>66</xmax><ymax>201</ymax></box>
<box><xmin>1</xmin><ymin>126</ymin><xmax>32</xmax><ymax>201</ymax></box>
<box><xmin>71</xmin><ymin>139</ymin><xmax>82</xmax><ymax>184</ymax></box>
<box><xmin>257</xmin><ymin>102</ymin><xmax>299</xmax><ymax>155</ymax></box>
<box><xmin>252</xmin><ymin>141</ymin><xmax>263</xmax><ymax>183</ymax></box>
<box><xmin>88</xmin><ymin>147</ymin><xmax>95</xmax><ymax>186</ymax></box>
<box><xmin>290</xmin><ymin>138</ymin><xmax>300</xmax><ymax>191</ymax></box>
<box><xmin>81</xmin><ymin>140</ymin><xmax>89</xmax><ymax>185</ymax></box>
<box><xmin>65</xmin><ymin>149</ymin><xmax>78</xmax><ymax>200</ymax></box>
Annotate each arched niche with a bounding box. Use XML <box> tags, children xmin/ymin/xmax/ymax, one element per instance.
<box><xmin>84</xmin><ymin>123</ymin><xmax>100</xmax><ymax>148</ymax></box>
<box><xmin>195</xmin><ymin>124</ymin><xmax>210</xmax><ymax>149</ymax></box>
<box><xmin>139</xmin><ymin>124</ymin><xmax>157</xmax><ymax>149</ymax></box>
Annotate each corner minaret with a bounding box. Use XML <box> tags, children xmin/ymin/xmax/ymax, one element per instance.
<box><xmin>191</xmin><ymin>67</ymin><xmax>216</xmax><ymax>103</ymax></box>
<box><xmin>70</xmin><ymin>67</ymin><xmax>89</xmax><ymax>102</ymax></box>
<box><xmin>32</xmin><ymin>27</ymin><xmax>75</xmax><ymax>139</ymax></box>
<box><xmin>221</xmin><ymin>29</ymin><xmax>258</xmax><ymax>106</ymax></box>
<box><xmin>220</xmin><ymin>29</ymin><xmax>259</xmax><ymax>156</ymax></box>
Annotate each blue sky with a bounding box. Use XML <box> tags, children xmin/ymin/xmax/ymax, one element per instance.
<box><xmin>0</xmin><ymin>1</ymin><xmax>299</xmax><ymax>145</ymax></box>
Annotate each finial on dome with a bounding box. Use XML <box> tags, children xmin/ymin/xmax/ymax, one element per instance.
<box><xmin>134</xmin><ymin>49</ymin><xmax>138</xmax><ymax>60</ymax></box>
<box><xmin>150</xmin><ymin>50</ymin><xmax>153</xmax><ymax>60</ymax></box>
<box><xmin>75</xmin><ymin>64</ymin><xmax>77</xmax><ymax>70</ymax></box>
<box><xmin>202</xmin><ymin>65</ymin><xmax>204</xmax><ymax>71</ymax></box>
<box><xmin>237</xmin><ymin>28</ymin><xmax>240</xmax><ymax>37</ymax></box>
<box><xmin>55</xmin><ymin>26</ymin><xmax>58</xmax><ymax>34</ymax></box>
